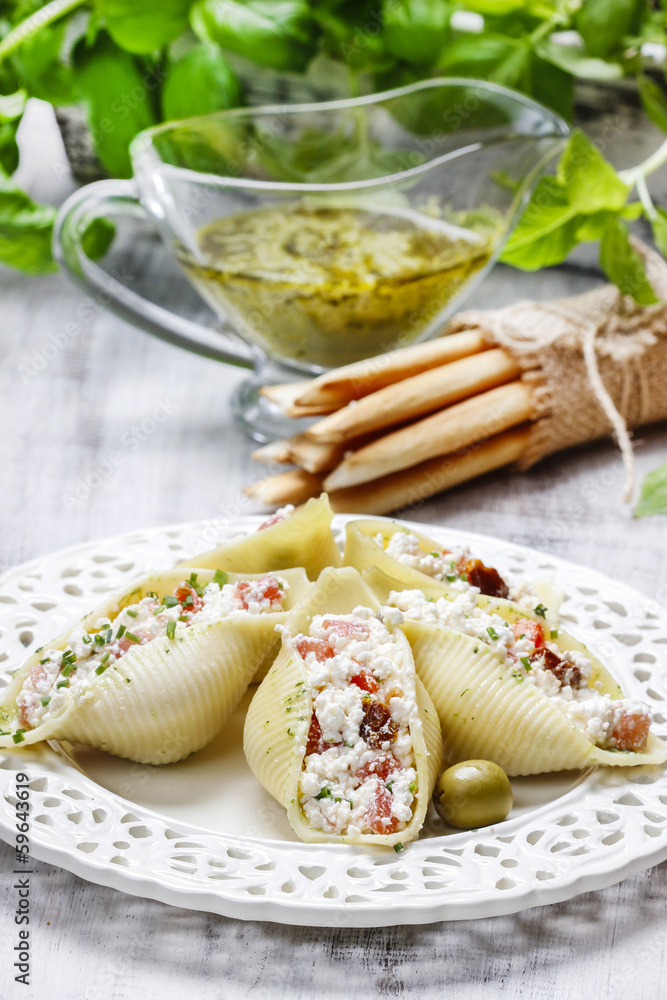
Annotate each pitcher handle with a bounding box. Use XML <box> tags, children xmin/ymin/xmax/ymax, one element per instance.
<box><xmin>52</xmin><ymin>179</ymin><xmax>254</xmax><ymax>369</ymax></box>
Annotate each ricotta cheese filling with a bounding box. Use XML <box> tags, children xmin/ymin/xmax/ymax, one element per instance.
<box><xmin>389</xmin><ymin>588</ymin><xmax>652</xmax><ymax>754</ymax></box>
<box><xmin>295</xmin><ymin>606</ymin><xmax>419</xmax><ymax>837</ymax></box>
<box><xmin>257</xmin><ymin>504</ymin><xmax>295</xmax><ymax>531</ymax></box>
<box><xmin>17</xmin><ymin>572</ymin><xmax>288</xmax><ymax>731</ymax></box>
<box><xmin>380</xmin><ymin>531</ymin><xmax>535</xmax><ymax>605</ymax></box>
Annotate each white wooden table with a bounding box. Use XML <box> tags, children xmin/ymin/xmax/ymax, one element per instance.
<box><xmin>1</xmin><ymin>101</ymin><xmax>666</xmax><ymax>1000</ymax></box>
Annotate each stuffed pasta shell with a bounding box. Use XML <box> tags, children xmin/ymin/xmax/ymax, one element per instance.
<box><xmin>178</xmin><ymin>494</ymin><xmax>342</xmax><ymax>581</ymax></box>
<box><xmin>365</xmin><ymin>566</ymin><xmax>666</xmax><ymax>776</ymax></box>
<box><xmin>244</xmin><ymin>567</ymin><xmax>442</xmax><ymax>847</ymax></box>
<box><xmin>0</xmin><ymin>567</ymin><xmax>310</xmax><ymax>764</ymax></box>
<box><xmin>344</xmin><ymin>518</ymin><xmax>560</xmax><ymax>620</ymax></box>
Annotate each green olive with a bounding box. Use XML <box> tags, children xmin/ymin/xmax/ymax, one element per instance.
<box><xmin>435</xmin><ymin>760</ymin><xmax>513</xmax><ymax>829</ymax></box>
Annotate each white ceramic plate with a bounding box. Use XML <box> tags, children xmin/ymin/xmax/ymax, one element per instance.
<box><xmin>1</xmin><ymin>515</ymin><xmax>666</xmax><ymax>926</ymax></box>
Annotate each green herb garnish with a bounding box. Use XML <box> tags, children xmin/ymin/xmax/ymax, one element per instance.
<box><xmin>95</xmin><ymin>663</ymin><xmax>108</xmax><ymax>675</ymax></box>
<box><xmin>213</xmin><ymin>570</ymin><xmax>229</xmax><ymax>587</ymax></box>
<box><xmin>520</xmin><ymin>657</ymin><xmax>532</xmax><ymax>670</ymax></box>
<box><xmin>41</xmin><ymin>696</ymin><xmax>51</xmax><ymax>707</ymax></box>
<box><xmin>550</xmin><ymin>629</ymin><xmax>559</xmax><ymax>640</ymax></box>
<box><xmin>408</xmin><ymin>782</ymin><xmax>417</xmax><ymax>794</ymax></box>
<box><xmin>126</xmin><ymin>609</ymin><xmax>138</xmax><ymax>618</ymax></box>
<box><xmin>393</xmin><ymin>843</ymin><xmax>405</xmax><ymax>854</ymax></box>
<box><xmin>116</xmin><ymin>624</ymin><xmax>126</xmax><ymax>639</ymax></box>
<box><xmin>166</xmin><ymin>621</ymin><xmax>176</xmax><ymax>640</ymax></box>
<box><xmin>82</xmin><ymin>635</ymin><xmax>92</xmax><ymax>645</ymax></box>
<box><xmin>56</xmin><ymin>679</ymin><xmax>69</xmax><ymax>689</ymax></box>
<box><xmin>163</xmin><ymin>596</ymin><xmax>179</xmax><ymax>608</ymax></box>
<box><xmin>315</xmin><ymin>786</ymin><xmax>332</xmax><ymax>800</ymax></box>
<box><xmin>12</xmin><ymin>730</ymin><xmax>26</xmax><ymax>744</ymax></box>
<box><xmin>487</xmin><ymin>626</ymin><xmax>499</xmax><ymax>641</ymax></box>
<box><xmin>534</xmin><ymin>604</ymin><xmax>547</xmax><ymax>618</ymax></box>
<box><xmin>124</xmin><ymin>632</ymin><xmax>141</xmax><ymax>644</ymax></box>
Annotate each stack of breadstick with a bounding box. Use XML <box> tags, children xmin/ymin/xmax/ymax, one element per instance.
<box><xmin>247</xmin><ymin>331</ymin><xmax>534</xmax><ymax>514</ymax></box>
<box><xmin>246</xmin><ymin>260</ymin><xmax>667</xmax><ymax>514</ymax></box>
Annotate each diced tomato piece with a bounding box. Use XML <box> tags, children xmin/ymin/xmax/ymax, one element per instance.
<box><xmin>258</xmin><ymin>577</ymin><xmax>283</xmax><ymax>605</ymax></box>
<box><xmin>512</xmin><ymin>619</ymin><xmax>545</xmax><ymax>651</ymax></box>
<box><xmin>356</xmin><ymin>752</ymin><xmax>402</xmax><ymax>783</ymax></box>
<box><xmin>295</xmin><ymin>637</ymin><xmax>334</xmax><ymax>662</ymax></box>
<box><xmin>30</xmin><ymin>662</ymin><xmax>48</xmax><ymax>688</ymax></box>
<box><xmin>257</xmin><ymin>513</ymin><xmax>286</xmax><ymax>531</ymax></box>
<box><xmin>350</xmin><ymin>670</ymin><xmax>379</xmax><ymax>694</ymax></box>
<box><xmin>365</xmin><ymin>783</ymin><xmax>400</xmax><ymax>835</ymax></box>
<box><xmin>322</xmin><ymin>619</ymin><xmax>369</xmax><ymax>639</ymax></box>
<box><xmin>305</xmin><ymin>712</ymin><xmax>324</xmax><ymax>756</ymax></box>
<box><xmin>174</xmin><ymin>584</ymin><xmax>204</xmax><ymax>614</ymax></box>
<box><xmin>612</xmin><ymin>711</ymin><xmax>650</xmax><ymax>752</ymax></box>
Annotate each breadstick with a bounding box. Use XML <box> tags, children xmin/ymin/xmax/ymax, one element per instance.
<box><xmin>306</xmin><ymin>349</ymin><xmax>521</xmax><ymax>444</ymax></box>
<box><xmin>327</xmin><ymin>427</ymin><xmax>530</xmax><ymax>514</ymax></box>
<box><xmin>294</xmin><ymin>330</ymin><xmax>489</xmax><ymax>408</ymax></box>
<box><xmin>251</xmin><ymin>439</ymin><xmax>295</xmax><ymax>464</ymax></box>
<box><xmin>244</xmin><ymin>469</ymin><xmax>324</xmax><ymax>506</ymax></box>
<box><xmin>323</xmin><ymin>382</ymin><xmax>533</xmax><ymax>491</ymax></box>
<box><xmin>260</xmin><ymin>382</ymin><xmax>338</xmax><ymax>418</ymax></box>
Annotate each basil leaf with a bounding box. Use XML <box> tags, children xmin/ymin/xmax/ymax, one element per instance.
<box><xmin>535</xmin><ymin>39</ymin><xmax>623</xmax><ymax>81</ymax></box>
<box><xmin>191</xmin><ymin>0</ymin><xmax>317</xmax><ymax>73</ymax></box>
<box><xmin>530</xmin><ymin>52</ymin><xmax>573</xmax><ymax>121</ymax></box>
<box><xmin>7</xmin><ymin>17</ymin><xmax>79</xmax><ymax>106</ymax></box>
<box><xmin>162</xmin><ymin>44</ymin><xmax>241</xmax><ymax>120</ymax></box>
<box><xmin>599</xmin><ymin>217</ymin><xmax>658</xmax><ymax>305</ymax></box>
<box><xmin>382</xmin><ymin>0</ymin><xmax>450</xmax><ymax>67</ymax></box>
<box><xmin>72</xmin><ymin>32</ymin><xmax>157</xmax><ymax>178</ymax></box>
<box><xmin>635</xmin><ymin>462</ymin><xmax>667</xmax><ymax>517</ymax></box>
<box><xmin>81</xmin><ymin>216</ymin><xmax>115</xmax><ymax>260</ymax></box>
<box><xmin>0</xmin><ymin>178</ymin><xmax>57</xmax><ymax>274</ymax></box>
<box><xmin>557</xmin><ymin>130</ymin><xmax>629</xmax><ymax>213</ymax></box>
<box><xmin>575</xmin><ymin>0</ymin><xmax>646</xmax><ymax>59</ymax></box>
<box><xmin>96</xmin><ymin>0</ymin><xmax>192</xmax><ymax>54</ymax></box>
<box><xmin>638</xmin><ymin>74</ymin><xmax>667</xmax><ymax>134</ymax></box>
<box><xmin>0</xmin><ymin>89</ymin><xmax>26</xmax><ymax>176</ymax></box>
<box><xmin>317</xmin><ymin>1</ymin><xmax>393</xmax><ymax>74</ymax></box>
<box><xmin>438</xmin><ymin>31</ymin><xmax>522</xmax><ymax>80</ymax></box>
<box><xmin>499</xmin><ymin>176</ymin><xmax>579</xmax><ymax>269</ymax></box>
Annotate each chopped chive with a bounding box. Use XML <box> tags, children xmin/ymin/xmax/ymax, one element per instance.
<box><xmin>446</xmin><ymin>574</ymin><xmax>457</xmax><ymax>582</ymax></box>
<box><xmin>184</xmin><ymin>595</ymin><xmax>193</xmax><ymax>606</ymax></box>
<box><xmin>408</xmin><ymin>782</ymin><xmax>417</xmax><ymax>794</ymax></box>
<box><xmin>104</xmin><ymin>628</ymin><xmax>112</xmax><ymax>644</ymax></box>
<box><xmin>40</xmin><ymin>657</ymin><xmax>51</xmax><ymax>665</ymax></box>
<box><xmin>178</xmin><ymin>615</ymin><xmax>189</xmax><ymax>623</ymax></box>
<box><xmin>315</xmin><ymin>786</ymin><xmax>332</xmax><ymax>799</ymax></box>
<box><xmin>213</xmin><ymin>570</ymin><xmax>228</xmax><ymax>587</ymax></box>
<box><xmin>429</xmin><ymin>551</ymin><xmax>440</xmax><ymax>558</ymax></box>
<box><xmin>146</xmin><ymin>591</ymin><xmax>158</xmax><ymax>599</ymax></box>
<box><xmin>385</xmin><ymin>780</ymin><xmax>394</xmax><ymax>791</ymax></box>
<box><xmin>520</xmin><ymin>657</ymin><xmax>532</xmax><ymax>670</ymax></box>
<box><xmin>116</xmin><ymin>624</ymin><xmax>126</xmax><ymax>639</ymax></box>
<box><xmin>188</xmin><ymin>573</ymin><xmax>198</xmax><ymax>586</ymax></box>
<box><xmin>550</xmin><ymin>629</ymin><xmax>559</xmax><ymax>639</ymax></box>
<box><xmin>12</xmin><ymin>730</ymin><xmax>26</xmax><ymax>744</ymax></box>
<box><xmin>95</xmin><ymin>664</ymin><xmax>108</xmax><ymax>676</ymax></box>
<box><xmin>163</xmin><ymin>596</ymin><xmax>179</xmax><ymax>608</ymax></box>
<box><xmin>94</xmin><ymin>634</ymin><xmax>105</xmax><ymax>646</ymax></box>
<box><xmin>426</xmin><ymin>596</ymin><xmax>435</xmax><ymax>603</ymax></box>
<box><xmin>534</xmin><ymin>604</ymin><xmax>547</xmax><ymax>618</ymax></box>
<box><xmin>153</xmin><ymin>606</ymin><xmax>166</xmax><ymax>616</ymax></box>
<box><xmin>56</xmin><ymin>680</ymin><xmax>69</xmax><ymax>689</ymax></box>
<box><xmin>166</xmin><ymin>621</ymin><xmax>176</xmax><ymax>640</ymax></box>
<box><xmin>82</xmin><ymin>635</ymin><xmax>92</xmax><ymax>645</ymax></box>
<box><xmin>487</xmin><ymin>626</ymin><xmax>499</xmax><ymax>641</ymax></box>
<box><xmin>461</xmin><ymin>688</ymin><xmax>469</xmax><ymax>697</ymax></box>
<box><xmin>473</xmin><ymin>646</ymin><xmax>479</xmax><ymax>653</ymax></box>
<box><xmin>101</xmin><ymin>651</ymin><xmax>111</xmax><ymax>664</ymax></box>
<box><xmin>41</xmin><ymin>696</ymin><xmax>51</xmax><ymax>707</ymax></box>
<box><xmin>126</xmin><ymin>609</ymin><xmax>138</xmax><ymax>618</ymax></box>
<box><xmin>393</xmin><ymin>843</ymin><xmax>405</xmax><ymax>854</ymax></box>
<box><xmin>124</xmin><ymin>632</ymin><xmax>141</xmax><ymax>644</ymax></box>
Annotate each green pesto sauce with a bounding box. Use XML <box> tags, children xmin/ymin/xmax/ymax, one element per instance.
<box><xmin>176</xmin><ymin>204</ymin><xmax>500</xmax><ymax>368</ymax></box>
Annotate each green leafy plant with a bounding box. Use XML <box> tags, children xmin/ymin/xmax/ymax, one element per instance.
<box><xmin>635</xmin><ymin>462</ymin><xmax>667</xmax><ymax>517</ymax></box>
<box><xmin>2</xmin><ymin>0</ymin><xmax>667</xmax><ymax>284</ymax></box>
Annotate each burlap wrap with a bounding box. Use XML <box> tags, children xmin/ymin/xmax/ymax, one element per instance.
<box><xmin>446</xmin><ymin>243</ymin><xmax>667</xmax><ymax>483</ymax></box>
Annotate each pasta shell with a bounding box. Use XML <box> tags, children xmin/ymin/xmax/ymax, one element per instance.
<box><xmin>0</xmin><ymin>567</ymin><xmax>310</xmax><ymax>764</ymax></box>
<box><xmin>402</xmin><ymin>620</ymin><xmax>666</xmax><ymax>775</ymax></box>
<box><xmin>178</xmin><ymin>494</ymin><xmax>342</xmax><ymax>580</ymax></box>
<box><xmin>344</xmin><ymin>518</ymin><xmax>561</xmax><ymax>621</ymax></box>
<box><xmin>244</xmin><ymin>567</ymin><xmax>442</xmax><ymax>846</ymax></box>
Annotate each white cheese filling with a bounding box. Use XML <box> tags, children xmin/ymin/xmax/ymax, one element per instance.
<box><xmin>17</xmin><ymin>574</ymin><xmax>287</xmax><ymax>731</ymax></box>
<box><xmin>389</xmin><ymin>588</ymin><xmax>652</xmax><ymax>753</ymax></box>
<box><xmin>296</xmin><ymin>606</ymin><xmax>419</xmax><ymax>837</ymax></box>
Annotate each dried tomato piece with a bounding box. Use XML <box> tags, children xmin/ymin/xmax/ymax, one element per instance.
<box><xmin>322</xmin><ymin>619</ymin><xmax>369</xmax><ymax>639</ymax></box>
<box><xmin>462</xmin><ymin>558</ymin><xmax>509</xmax><ymax>599</ymax></box>
<box><xmin>356</xmin><ymin>752</ymin><xmax>402</xmax><ymax>784</ymax></box>
<box><xmin>360</xmin><ymin>699</ymin><xmax>397</xmax><ymax>748</ymax></box>
<box><xmin>305</xmin><ymin>712</ymin><xmax>325</xmax><ymax>756</ymax></box>
<box><xmin>612</xmin><ymin>711</ymin><xmax>650</xmax><ymax>752</ymax></box>
<box><xmin>350</xmin><ymin>669</ymin><xmax>379</xmax><ymax>694</ymax></box>
<box><xmin>511</xmin><ymin>619</ymin><xmax>545</xmax><ymax>651</ymax></box>
<box><xmin>542</xmin><ymin>648</ymin><xmax>582</xmax><ymax>688</ymax></box>
<box><xmin>365</xmin><ymin>783</ymin><xmax>399</xmax><ymax>835</ymax></box>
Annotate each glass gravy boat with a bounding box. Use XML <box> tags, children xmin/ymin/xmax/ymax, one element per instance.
<box><xmin>54</xmin><ymin>79</ymin><xmax>568</xmax><ymax>441</ymax></box>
